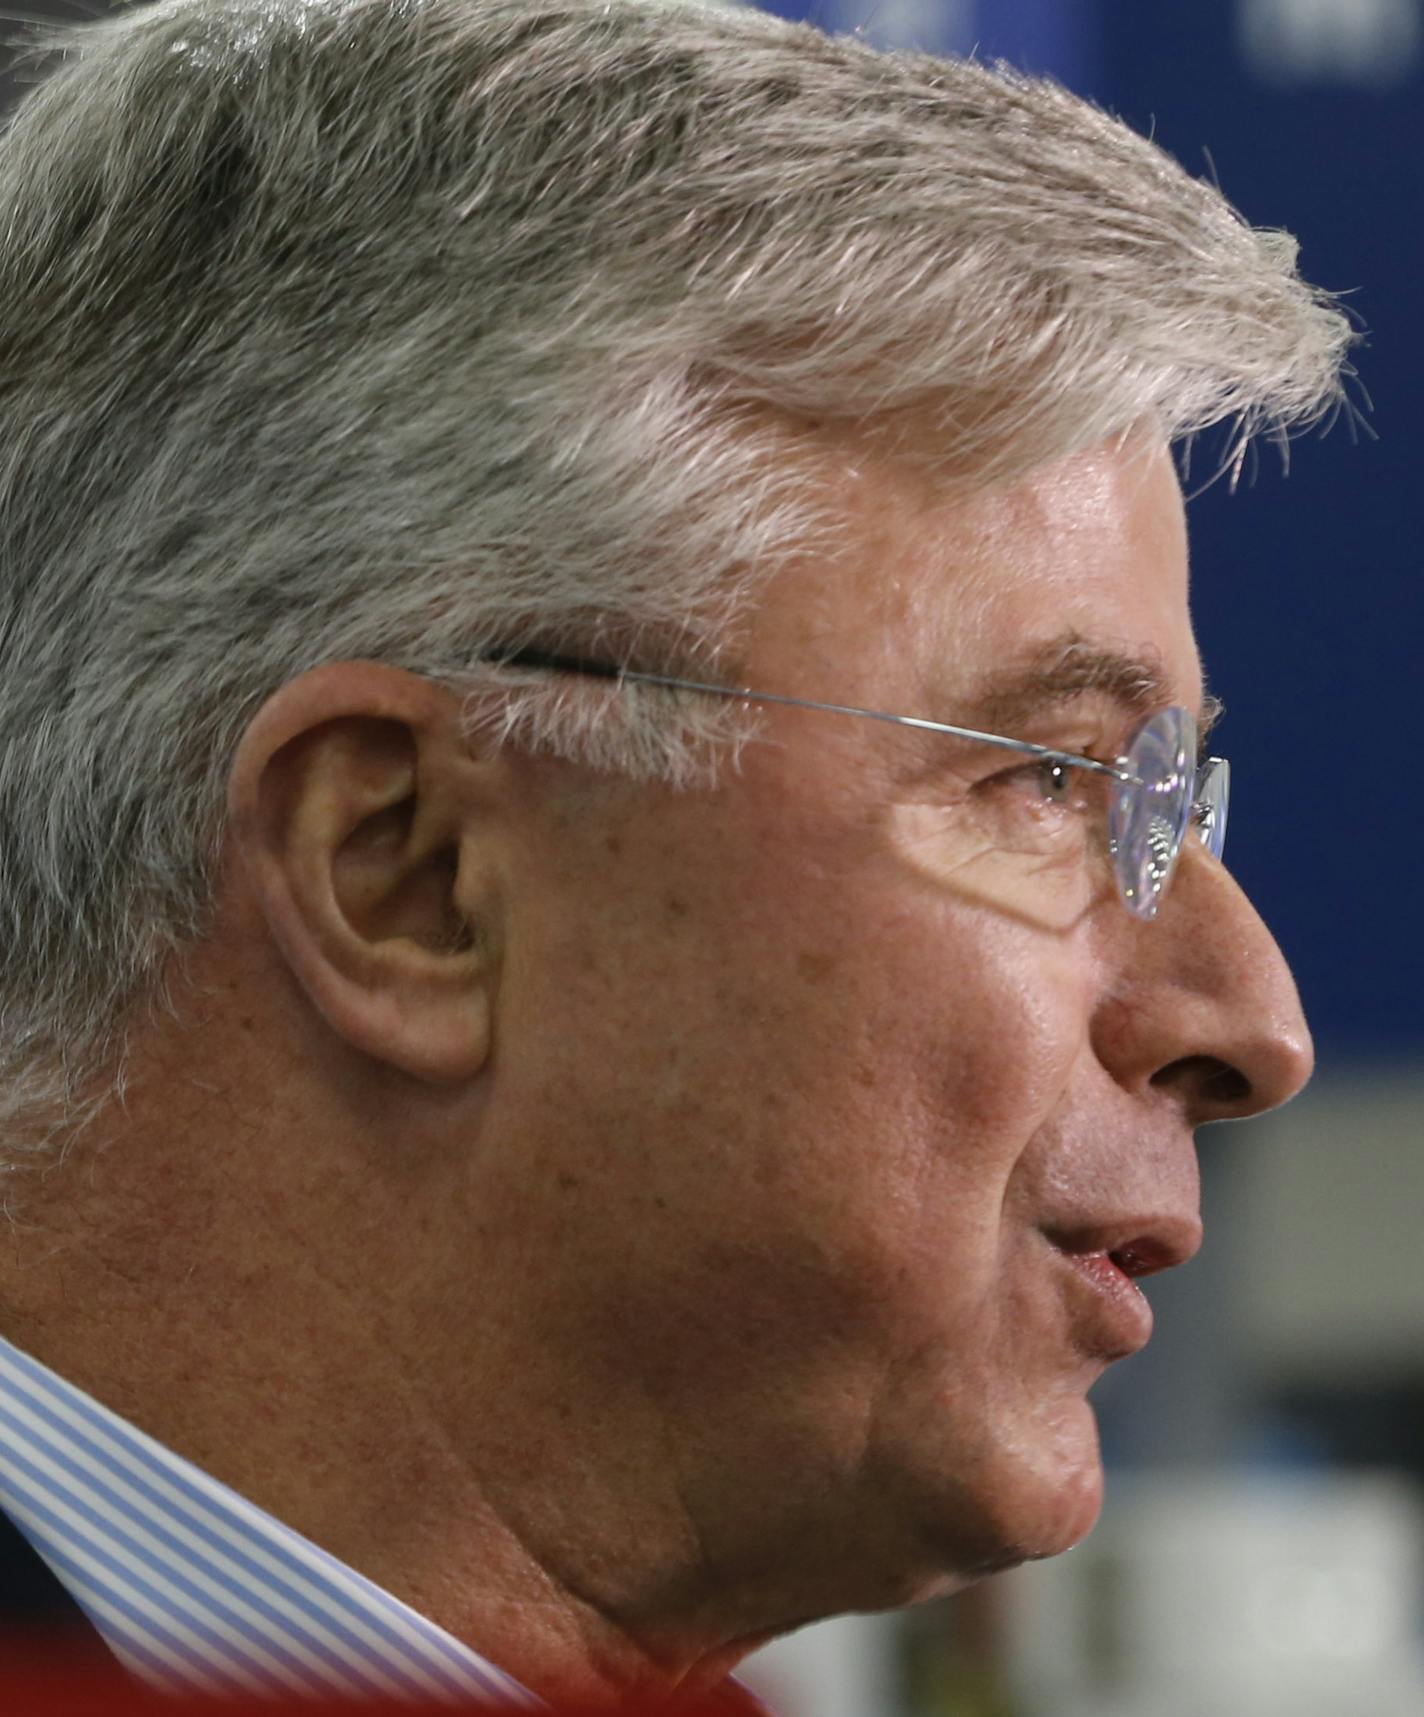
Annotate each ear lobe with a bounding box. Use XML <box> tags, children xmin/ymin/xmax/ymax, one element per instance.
<box><xmin>228</xmin><ymin>664</ymin><xmax>501</xmax><ymax>1085</ymax></box>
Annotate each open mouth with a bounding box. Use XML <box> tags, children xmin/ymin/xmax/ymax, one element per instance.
<box><xmin>1060</xmin><ymin>1248</ymin><xmax>1155</xmax><ymax>1357</ymax></box>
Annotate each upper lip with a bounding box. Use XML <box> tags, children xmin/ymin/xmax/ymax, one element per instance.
<box><xmin>1043</xmin><ymin>1215</ymin><xmax>1203</xmax><ymax>1279</ymax></box>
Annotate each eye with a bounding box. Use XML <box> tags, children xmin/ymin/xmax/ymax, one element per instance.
<box><xmin>974</xmin><ymin>753</ymin><xmax>1100</xmax><ymax>852</ymax></box>
<box><xmin>1036</xmin><ymin>760</ymin><xmax>1076</xmax><ymax>804</ymax></box>
<box><xmin>991</xmin><ymin>757</ymin><xmax>1083</xmax><ymax>809</ymax></box>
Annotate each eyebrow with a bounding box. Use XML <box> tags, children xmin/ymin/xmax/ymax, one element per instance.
<box><xmin>968</xmin><ymin>633</ymin><xmax>1223</xmax><ymax>745</ymax></box>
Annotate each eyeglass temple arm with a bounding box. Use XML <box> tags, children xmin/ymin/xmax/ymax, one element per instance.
<box><xmin>486</xmin><ymin>647</ymin><xmax>1136</xmax><ymax>783</ymax></box>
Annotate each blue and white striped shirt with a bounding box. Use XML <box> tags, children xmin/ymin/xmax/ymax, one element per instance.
<box><xmin>0</xmin><ymin>1333</ymin><xmax>536</xmax><ymax>1702</ymax></box>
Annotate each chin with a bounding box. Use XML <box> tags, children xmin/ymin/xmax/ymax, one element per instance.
<box><xmin>992</xmin><ymin>1391</ymin><xmax>1106</xmax><ymax>1564</ymax></box>
<box><xmin>1019</xmin><ymin>1441</ymin><xmax>1105</xmax><ymax>1563</ymax></box>
<box><xmin>909</xmin><ymin>1391</ymin><xmax>1107</xmax><ymax>1584</ymax></box>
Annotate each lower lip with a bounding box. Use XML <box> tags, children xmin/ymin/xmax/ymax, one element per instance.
<box><xmin>1064</xmin><ymin>1252</ymin><xmax>1154</xmax><ymax>1356</ymax></box>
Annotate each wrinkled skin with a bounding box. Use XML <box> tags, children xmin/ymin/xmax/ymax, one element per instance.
<box><xmin>2</xmin><ymin>433</ymin><xmax>1313</xmax><ymax>1705</ymax></box>
<box><xmin>434</xmin><ymin>432</ymin><xmax>1313</xmax><ymax>1646</ymax></box>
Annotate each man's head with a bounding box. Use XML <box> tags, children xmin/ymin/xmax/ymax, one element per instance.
<box><xmin>0</xmin><ymin>0</ymin><xmax>1349</xmax><ymax>1699</ymax></box>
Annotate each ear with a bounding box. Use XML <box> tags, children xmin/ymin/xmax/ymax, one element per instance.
<box><xmin>227</xmin><ymin>662</ymin><xmax>504</xmax><ymax>1083</ymax></box>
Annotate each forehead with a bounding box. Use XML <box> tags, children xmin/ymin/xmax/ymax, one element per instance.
<box><xmin>745</xmin><ymin>430</ymin><xmax>1201</xmax><ymax>722</ymax></box>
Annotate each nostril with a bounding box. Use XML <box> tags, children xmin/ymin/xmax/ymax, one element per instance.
<box><xmin>1150</xmin><ymin>1053</ymin><xmax>1251</xmax><ymax>1110</ymax></box>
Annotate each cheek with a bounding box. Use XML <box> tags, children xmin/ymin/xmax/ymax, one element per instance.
<box><xmin>858</xmin><ymin>902</ymin><xmax>1091</xmax><ymax>1183</ymax></box>
<box><xmin>683</xmin><ymin>886</ymin><xmax>1098</xmax><ymax>1355</ymax></box>
<box><xmin>503</xmin><ymin>788</ymin><xmax>1093</xmax><ymax>1333</ymax></box>
<box><xmin>889</xmin><ymin>799</ymin><xmax>1101</xmax><ymax>932</ymax></box>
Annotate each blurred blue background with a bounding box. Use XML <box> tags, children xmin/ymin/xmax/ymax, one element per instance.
<box><xmin>762</xmin><ymin>0</ymin><xmax>1421</xmax><ymax>1064</ymax></box>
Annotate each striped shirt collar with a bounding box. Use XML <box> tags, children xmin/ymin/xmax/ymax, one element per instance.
<box><xmin>0</xmin><ymin>1333</ymin><xmax>536</xmax><ymax>1703</ymax></box>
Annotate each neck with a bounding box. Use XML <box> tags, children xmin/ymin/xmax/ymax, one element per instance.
<box><xmin>0</xmin><ymin>1079</ymin><xmax>773</xmax><ymax>1707</ymax></box>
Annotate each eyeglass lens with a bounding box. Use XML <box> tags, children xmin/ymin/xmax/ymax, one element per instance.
<box><xmin>1109</xmin><ymin>705</ymin><xmax>1203</xmax><ymax>921</ymax></box>
<box><xmin>1194</xmin><ymin>757</ymin><xmax>1230</xmax><ymax>863</ymax></box>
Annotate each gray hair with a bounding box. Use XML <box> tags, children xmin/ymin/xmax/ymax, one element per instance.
<box><xmin>0</xmin><ymin>0</ymin><xmax>1351</xmax><ymax>1165</ymax></box>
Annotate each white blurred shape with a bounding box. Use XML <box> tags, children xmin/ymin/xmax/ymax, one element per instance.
<box><xmin>1238</xmin><ymin>0</ymin><xmax>1421</xmax><ymax>86</ymax></box>
<box><xmin>1248</xmin><ymin>1559</ymin><xmax>1406</xmax><ymax>1661</ymax></box>
<box><xmin>737</xmin><ymin>1611</ymin><xmax>898</xmax><ymax>1717</ymax></box>
<box><xmin>1004</xmin><ymin>1473</ymin><xmax>1424</xmax><ymax>1717</ymax></box>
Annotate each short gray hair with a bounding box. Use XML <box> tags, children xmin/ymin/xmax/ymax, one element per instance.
<box><xmin>0</xmin><ymin>0</ymin><xmax>1351</xmax><ymax>1164</ymax></box>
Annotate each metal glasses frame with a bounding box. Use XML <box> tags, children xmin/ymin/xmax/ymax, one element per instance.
<box><xmin>487</xmin><ymin>648</ymin><xmax>1228</xmax><ymax>920</ymax></box>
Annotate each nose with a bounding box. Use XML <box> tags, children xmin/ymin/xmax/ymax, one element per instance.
<box><xmin>1091</xmin><ymin>842</ymin><xmax>1315</xmax><ymax>1124</ymax></box>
